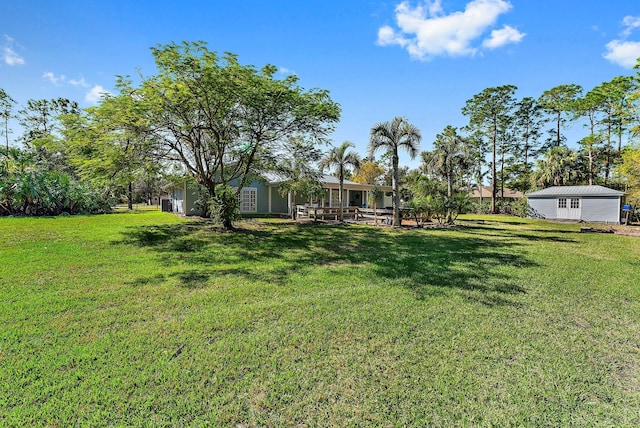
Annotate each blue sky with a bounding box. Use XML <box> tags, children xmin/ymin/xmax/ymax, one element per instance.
<box><xmin>1</xmin><ymin>0</ymin><xmax>639</xmax><ymax>168</ymax></box>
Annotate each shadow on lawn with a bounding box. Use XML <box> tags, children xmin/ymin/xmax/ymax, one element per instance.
<box><xmin>117</xmin><ymin>220</ymin><xmax>541</xmax><ymax>306</ymax></box>
<box><xmin>460</xmin><ymin>224</ymin><xmax>578</xmax><ymax>243</ymax></box>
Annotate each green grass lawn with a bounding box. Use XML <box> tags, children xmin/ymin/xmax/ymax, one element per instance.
<box><xmin>1</xmin><ymin>211</ymin><xmax>640</xmax><ymax>426</ymax></box>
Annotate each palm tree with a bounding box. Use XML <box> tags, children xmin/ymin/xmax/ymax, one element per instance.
<box><xmin>369</xmin><ymin>116</ymin><xmax>421</xmax><ymax>227</ymax></box>
<box><xmin>422</xmin><ymin>126</ymin><xmax>471</xmax><ymax>223</ymax></box>
<box><xmin>320</xmin><ymin>141</ymin><xmax>361</xmax><ymax>222</ymax></box>
<box><xmin>533</xmin><ymin>146</ymin><xmax>584</xmax><ymax>187</ymax></box>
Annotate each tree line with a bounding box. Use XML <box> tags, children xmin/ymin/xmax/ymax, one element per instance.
<box><xmin>2</xmin><ymin>42</ymin><xmax>640</xmax><ymax>227</ymax></box>
<box><xmin>346</xmin><ymin>67</ymin><xmax>640</xmax><ymax>223</ymax></box>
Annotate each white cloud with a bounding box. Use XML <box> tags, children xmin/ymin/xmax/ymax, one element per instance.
<box><xmin>427</xmin><ymin>0</ymin><xmax>443</xmax><ymax>16</ymax></box>
<box><xmin>85</xmin><ymin>85</ymin><xmax>110</xmax><ymax>104</ymax></box>
<box><xmin>483</xmin><ymin>24</ymin><xmax>525</xmax><ymax>49</ymax></box>
<box><xmin>69</xmin><ymin>76</ymin><xmax>90</xmax><ymax>87</ymax></box>
<box><xmin>377</xmin><ymin>25</ymin><xmax>409</xmax><ymax>47</ymax></box>
<box><xmin>42</xmin><ymin>70</ymin><xmax>107</xmax><ymax>102</ymax></box>
<box><xmin>278</xmin><ymin>67</ymin><xmax>296</xmax><ymax>76</ymax></box>
<box><xmin>2</xmin><ymin>35</ymin><xmax>25</xmax><ymax>66</ymax></box>
<box><xmin>377</xmin><ymin>0</ymin><xmax>523</xmax><ymax>60</ymax></box>
<box><xmin>604</xmin><ymin>15</ymin><xmax>640</xmax><ymax>68</ymax></box>
<box><xmin>622</xmin><ymin>15</ymin><xmax>640</xmax><ymax>37</ymax></box>
<box><xmin>42</xmin><ymin>72</ymin><xmax>65</xmax><ymax>85</ymax></box>
<box><xmin>604</xmin><ymin>40</ymin><xmax>640</xmax><ymax>68</ymax></box>
<box><xmin>4</xmin><ymin>47</ymin><xmax>25</xmax><ymax>65</ymax></box>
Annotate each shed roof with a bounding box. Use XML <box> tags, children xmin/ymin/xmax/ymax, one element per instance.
<box><xmin>526</xmin><ymin>185</ymin><xmax>624</xmax><ymax>197</ymax></box>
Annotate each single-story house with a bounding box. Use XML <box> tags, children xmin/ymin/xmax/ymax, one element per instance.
<box><xmin>526</xmin><ymin>185</ymin><xmax>625</xmax><ymax>223</ymax></box>
<box><xmin>469</xmin><ymin>185</ymin><xmax>523</xmax><ymax>201</ymax></box>
<box><xmin>165</xmin><ymin>175</ymin><xmax>393</xmax><ymax>216</ymax></box>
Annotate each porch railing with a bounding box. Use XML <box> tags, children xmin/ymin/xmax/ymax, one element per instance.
<box><xmin>296</xmin><ymin>205</ymin><xmax>360</xmax><ymax>221</ymax></box>
<box><xmin>296</xmin><ymin>205</ymin><xmax>394</xmax><ymax>223</ymax></box>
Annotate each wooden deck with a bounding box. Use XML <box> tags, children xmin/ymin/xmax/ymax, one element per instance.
<box><xmin>296</xmin><ymin>205</ymin><xmax>394</xmax><ymax>224</ymax></box>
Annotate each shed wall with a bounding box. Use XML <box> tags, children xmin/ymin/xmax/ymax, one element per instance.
<box><xmin>527</xmin><ymin>197</ymin><xmax>556</xmax><ymax>219</ymax></box>
<box><xmin>528</xmin><ymin>196</ymin><xmax>621</xmax><ymax>223</ymax></box>
<box><xmin>581</xmin><ymin>196</ymin><xmax>620</xmax><ymax>223</ymax></box>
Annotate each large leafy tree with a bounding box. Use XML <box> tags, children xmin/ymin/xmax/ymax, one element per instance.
<box><xmin>618</xmin><ymin>144</ymin><xmax>640</xmax><ymax>205</ymax></box>
<box><xmin>18</xmin><ymin>97</ymin><xmax>80</xmax><ymax>174</ymax></box>
<box><xmin>351</xmin><ymin>159</ymin><xmax>385</xmax><ymax>185</ymax></box>
<box><xmin>592</xmin><ymin>76</ymin><xmax>637</xmax><ymax>184</ymax></box>
<box><xmin>19</xmin><ymin>98</ymin><xmax>80</xmax><ymax>146</ymax></box>
<box><xmin>495</xmin><ymin>112</ymin><xmax>516</xmax><ymax>200</ymax></box>
<box><xmin>141</xmin><ymin>41</ymin><xmax>340</xmax><ymax>229</ymax></box>
<box><xmin>537</xmin><ymin>84</ymin><xmax>582</xmax><ymax>148</ymax></box>
<box><xmin>319</xmin><ymin>141</ymin><xmax>361</xmax><ymax>222</ymax></box>
<box><xmin>509</xmin><ymin>96</ymin><xmax>544</xmax><ymax>192</ymax></box>
<box><xmin>574</xmin><ymin>88</ymin><xmax>606</xmax><ymax>185</ymax></box>
<box><xmin>62</xmin><ymin>78</ymin><xmax>159</xmax><ymax>209</ymax></box>
<box><xmin>369</xmin><ymin>116</ymin><xmax>421</xmax><ymax>226</ymax></box>
<box><xmin>462</xmin><ymin>85</ymin><xmax>517</xmax><ymax>214</ymax></box>
<box><xmin>601</xmin><ymin>76</ymin><xmax>637</xmax><ymax>152</ymax></box>
<box><xmin>421</xmin><ymin>125</ymin><xmax>472</xmax><ymax>223</ymax></box>
<box><xmin>275</xmin><ymin>136</ymin><xmax>325</xmax><ymax>219</ymax></box>
<box><xmin>513</xmin><ymin>97</ymin><xmax>544</xmax><ymax>167</ymax></box>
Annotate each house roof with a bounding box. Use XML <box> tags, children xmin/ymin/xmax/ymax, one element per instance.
<box><xmin>266</xmin><ymin>173</ymin><xmax>391</xmax><ymax>191</ymax></box>
<box><xmin>469</xmin><ymin>185</ymin><xmax>523</xmax><ymax>199</ymax></box>
<box><xmin>526</xmin><ymin>185</ymin><xmax>624</xmax><ymax>197</ymax></box>
<box><xmin>321</xmin><ymin>175</ymin><xmax>361</xmax><ymax>187</ymax></box>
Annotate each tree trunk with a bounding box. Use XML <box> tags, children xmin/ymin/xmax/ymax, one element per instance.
<box><xmin>477</xmin><ymin>167</ymin><xmax>483</xmax><ymax>214</ymax></box>
<box><xmin>127</xmin><ymin>182</ymin><xmax>133</xmax><ymax>210</ymax></box>
<box><xmin>288</xmin><ymin>190</ymin><xmax>293</xmax><ymax>219</ymax></box>
<box><xmin>500</xmin><ymin>150</ymin><xmax>505</xmax><ymax>201</ymax></box>
<box><xmin>374</xmin><ymin>201</ymin><xmax>377</xmax><ymax>225</ymax></box>
<box><xmin>447</xmin><ymin>172</ymin><xmax>453</xmax><ymax>223</ymax></box>
<box><xmin>392</xmin><ymin>153</ymin><xmax>401</xmax><ymax>226</ymax></box>
<box><xmin>292</xmin><ymin>191</ymin><xmax>297</xmax><ymax>220</ymax></box>
<box><xmin>618</xmin><ymin>122</ymin><xmax>623</xmax><ymax>152</ymax></box>
<box><xmin>491</xmin><ymin>120</ymin><xmax>497</xmax><ymax>214</ymax></box>
<box><xmin>222</xmin><ymin>216</ymin><xmax>234</xmax><ymax>230</ymax></box>
<box><xmin>556</xmin><ymin>112</ymin><xmax>561</xmax><ymax>147</ymax></box>
<box><xmin>339</xmin><ymin>171</ymin><xmax>344</xmax><ymax>222</ymax></box>
<box><xmin>3</xmin><ymin>117</ymin><xmax>8</xmax><ymax>171</ymax></box>
<box><xmin>589</xmin><ymin>143</ymin><xmax>593</xmax><ymax>186</ymax></box>
<box><xmin>605</xmin><ymin>119</ymin><xmax>612</xmax><ymax>184</ymax></box>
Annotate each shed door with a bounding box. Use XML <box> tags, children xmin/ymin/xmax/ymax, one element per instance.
<box><xmin>557</xmin><ymin>198</ymin><xmax>581</xmax><ymax>219</ymax></box>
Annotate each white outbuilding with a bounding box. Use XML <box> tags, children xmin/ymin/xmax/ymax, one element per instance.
<box><xmin>526</xmin><ymin>185</ymin><xmax>625</xmax><ymax>223</ymax></box>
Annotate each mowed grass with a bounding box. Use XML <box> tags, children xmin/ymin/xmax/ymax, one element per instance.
<box><xmin>1</xmin><ymin>211</ymin><xmax>640</xmax><ymax>426</ymax></box>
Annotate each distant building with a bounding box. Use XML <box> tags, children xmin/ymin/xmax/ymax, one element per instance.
<box><xmin>526</xmin><ymin>185</ymin><xmax>624</xmax><ymax>223</ymax></box>
<box><xmin>469</xmin><ymin>185</ymin><xmax>523</xmax><ymax>201</ymax></box>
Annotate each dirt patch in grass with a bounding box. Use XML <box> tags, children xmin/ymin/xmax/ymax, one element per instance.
<box><xmin>613</xmin><ymin>225</ymin><xmax>640</xmax><ymax>236</ymax></box>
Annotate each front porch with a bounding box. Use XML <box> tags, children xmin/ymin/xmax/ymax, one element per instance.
<box><xmin>265</xmin><ymin>174</ymin><xmax>393</xmax><ymax>217</ymax></box>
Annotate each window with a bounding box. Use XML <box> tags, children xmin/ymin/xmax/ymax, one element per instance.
<box><xmin>558</xmin><ymin>198</ymin><xmax>567</xmax><ymax>209</ymax></box>
<box><xmin>238</xmin><ymin>187</ymin><xmax>257</xmax><ymax>213</ymax></box>
<box><xmin>570</xmin><ymin>198</ymin><xmax>580</xmax><ymax>209</ymax></box>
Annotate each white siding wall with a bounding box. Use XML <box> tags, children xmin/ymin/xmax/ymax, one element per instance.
<box><xmin>527</xmin><ymin>198</ymin><xmax>556</xmax><ymax>219</ymax></box>
<box><xmin>581</xmin><ymin>197</ymin><xmax>621</xmax><ymax>223</ymax></box>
